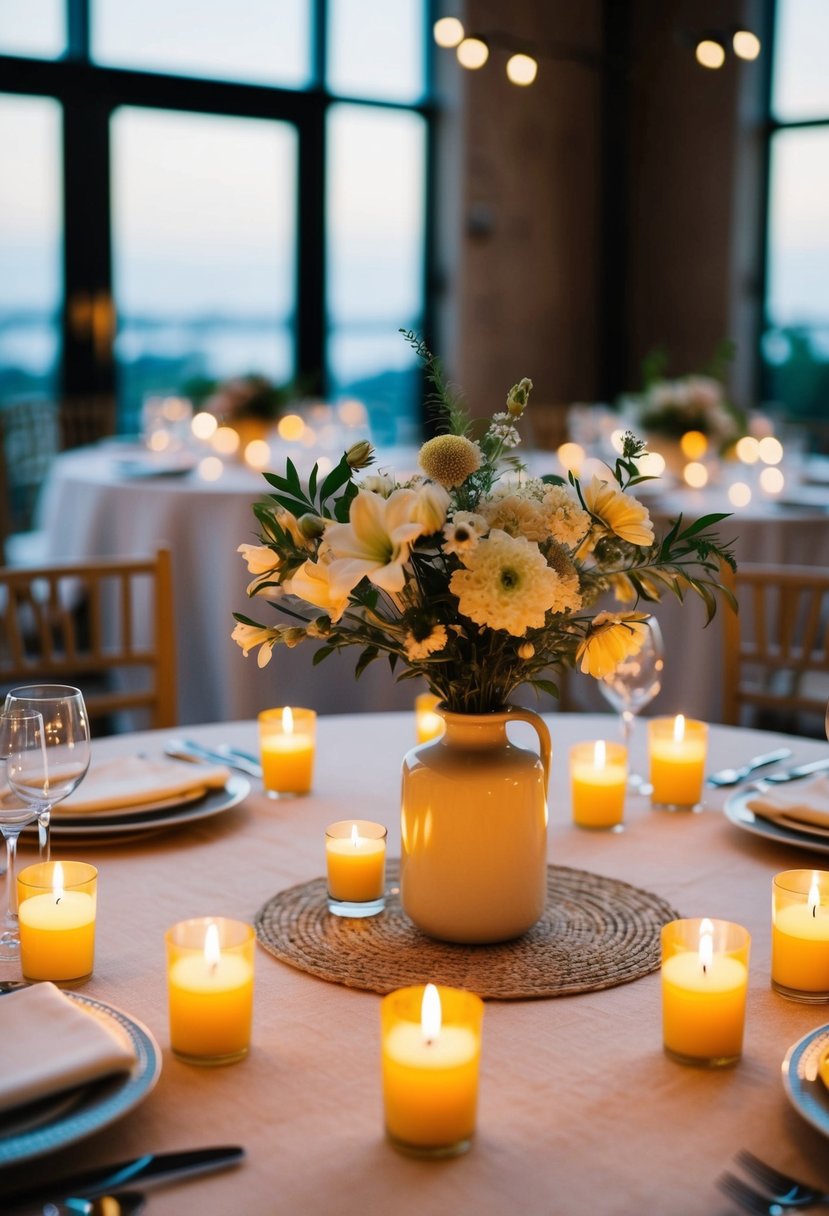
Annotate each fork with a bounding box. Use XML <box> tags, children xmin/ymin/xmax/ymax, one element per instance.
<box><xmin>735</xmin><ymin>1150</ymin><xmax>829</xmax><ymax>1208</ymax></box>
<box><xmin>717</xmin><ymin>1171</ymin><xmax>793</xmax><ymax>1215</ymax></box>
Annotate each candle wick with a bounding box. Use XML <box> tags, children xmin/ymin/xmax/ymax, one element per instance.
<box><xmin>813</xmin><ymin>904</ymin><xmax>818</xmax><ymax>919</ymax></box>
<box><xmin>702</xmin><ymin>962</ymin><xmax>707</xmax><ymax>975</ymax></box>
<box><xmin>55</xmin><ymin>896</ymin><xmax>61</xmax><ymax>905</ymax></box>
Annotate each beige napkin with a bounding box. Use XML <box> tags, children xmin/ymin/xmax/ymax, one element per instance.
<box><xmin>0</xmin><ymin>982</ymin><xmax>137</xmax><ymax>1115</ymax></box>
<box><xmin>746</xmin><ymin>774</ymin><xmax>829</xmax><ymax>833</ymax></box>
<box><xmin>55</xmin><ymin>753</ymin><xmax>231</xmax><ymax>815</ymax></box>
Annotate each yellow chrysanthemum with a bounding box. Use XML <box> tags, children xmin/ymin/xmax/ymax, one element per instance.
<box><xmin>449</xmin><ymin>529</ymin><xmax>560</xmax><ymax>636</ymax></box>
<box><xmin>418</xmin><ymin>434</ymin><xmax>482</xmax><ymax>488</ymax></box>
<box><xmin>576</xmin><ymin>611</ymin><xmax>649</xmax><ymax>679</ymax></box>
<box><xmin>539</xmin><ymin>485</ymin><xmax>592</xmax><ymax>548</ymax></box>
<box><xmin>480</xmin><ymin>495</ymin><xmax>547</xmax><ymax>543</ymax></box>
<box><xmin>581</xmin><ymin>476</ymin><xmax>653</xmax><ymax>547</ymax></box>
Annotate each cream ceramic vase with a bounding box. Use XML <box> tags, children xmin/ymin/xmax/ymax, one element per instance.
<box><xmin>400</xmin><ymin>705</ymin><xmax>551</xmax><ymax>944</ymax></box>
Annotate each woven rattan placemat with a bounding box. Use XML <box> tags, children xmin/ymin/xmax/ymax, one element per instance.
<box><xmin>254</xmin><ymin>862</ymin><xmax>679</xmax><ymax>1000</ymax></box>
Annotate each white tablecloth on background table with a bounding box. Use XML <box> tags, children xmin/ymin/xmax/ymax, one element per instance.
<box><xmin>2</xmin><ymin>712</ymin><xmax>829</xmax><ymax>1215</ymax></box>
<box><xmin>36</xmin><ymin>445</ymin><xmax>829</xmax><ymax>726</ymax></box>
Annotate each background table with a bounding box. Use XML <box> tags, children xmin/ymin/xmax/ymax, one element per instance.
<box><xmin>37</xmin><ymin>445</ymin><xmax>829</xmax><ymax>726</ymax></box>
<box><xmin>2</xmin><ymin>712</ymin><xmax>829</xmax><ymax>1215</ymax></box>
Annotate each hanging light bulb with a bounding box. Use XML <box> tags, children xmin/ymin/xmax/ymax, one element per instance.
<box><xmin>433</xmin><ymin>16</ymin><xmax>464</xmax><ymax>49</ymax></box>
<box><xmin>456</xmin><ymin>36</ymin><xmax>489</xmax><ymax>70</ymax></box>
<box><xmin>732</xmin><ymin>29</ymin><xmax>761</xmax><ymax>60</ymax></box>
<box><xmin>506</xmin><ymin>53</ymin><xmax>538</xmax><ymax>86</ymax></box>
<box><xmin>695</xmin><ymin>37</ymin><xmax>726</xmax><ymax>69</ymax></box>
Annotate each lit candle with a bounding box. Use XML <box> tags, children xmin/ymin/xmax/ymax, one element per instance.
<box><xmin>326</xmin><ymin>819</ymin><xmax>387</xmax><ymax>916</ymax></box>
<box><xmin>258</xmin><ymin>705</ymin><xmax>316</xmax><ymax>797</ymax></box>
<box><xmin>17</xmin><ymin>861</ymin><xmax>97</xmax><ymax>983</ymax></box>
<box><xmin>381</xmin><ymin>983</ymin><xmax>484</xmax><ymax>1157</ymax></box>
<box><xmin>771</xmin><ymin>869</ymin><xmax>829</xmax><ymax>1000</ymax></box>
<box><xmin>648</xmin><ymin>715</ymin><xmax>708</xmax><ymax>808</ymax></box>
<box><xmin>570</xmin><ymin>739</ymin><xmax>627</xmax><ymax>829</ymax></box>
<box><xmin>415</xmin><ymin>693</ymin><xmax>444</xmax><ymax>744</ymax></box>
<box><xmin>166</xmin><ymin>917</ymin><xmax>255</xmax><ymax>1064</ymax></box>
<box><xmin>661</xmin><ymin>917</ymin><xmax>750</xmax><ymax>1066</ymax></box>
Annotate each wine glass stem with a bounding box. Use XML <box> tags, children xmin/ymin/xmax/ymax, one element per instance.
<box><xmin>4</xmin><ymin>829</ymin><xmax>20</xmax><ymax>929</ymax></box>
<box><xmin>38</xmin><ymin>808</ymin><xmax>50</xmax><ymax>862</ymax></box>
<box><xmin>621</xmin><ymin>710</ymin><xmax>634</xmax><ymax>749</ymax></box>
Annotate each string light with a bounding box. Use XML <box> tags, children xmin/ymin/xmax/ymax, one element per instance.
<box><xmin>506</xmin><ymin>53</ymin><xmax>538</xmax><ymax>86</ymax></box>
<box><xmin>456</xmin><ymin>36</ymin><xmax>489</xmax><ymax>70</ymax></box>
<box><xmin>695</xmin><ymin>38</ymin><xmax>726</xmax><ymax>69</ymax></box>
<box><xmin>433</xmin><ymin>16</ymin><xmax>464</xmax><ymax>49</ymax></box>
<box><xmin>732</xmin><ymin>29</ymin><xmax>761</xmax><ymax>60</ymax></box>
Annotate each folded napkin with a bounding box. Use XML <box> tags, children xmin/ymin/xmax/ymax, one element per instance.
<box><xmin>0</xmin><ymin>982</ymin><xmax>137</xmax><ymax>1115</ymax></box>
<box><xmin>746</xmin><ymin>774</ymin><xmax>829</xmax><ymax>833</ymax></box>
<box><xmin>56</xmin><ymin>753</ymin><xmax>230</xmax><ymax>815</ymax></box>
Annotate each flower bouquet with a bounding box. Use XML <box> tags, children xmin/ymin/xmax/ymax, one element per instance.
<box><xmin>232</xmin><ymin>333</ymin><xmax>736</xmax><ymax>714</ymax></box>
<box><xmin>625</xmin><ymin>344</ymin><xmax>746</xmax><ymax>449</ymax></box>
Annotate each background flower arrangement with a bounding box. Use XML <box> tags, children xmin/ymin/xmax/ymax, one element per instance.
<box><xmin>625</xmin><ymin>343</ymin><xmax>747</xmax><ymax>448</ymax></box>
<box><xmin>233</xmin><ymin>333</ymin><xmax>736</xmax><ymax>714</ymax></box>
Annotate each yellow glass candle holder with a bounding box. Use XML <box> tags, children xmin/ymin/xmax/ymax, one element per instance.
<box><xmin>166</xmin><ymin>917</ymin><xmax>255</xmax><ymax>1065</ymax></box>
<box><xmin>661</xmin><ymin>917</ymin><xmax>750</xmax><ymax>1067</ymax></box>
<box><xmin>648</xmin><ymin>715</ymin><xmax>708</xmax><ymax>810</ymax></box>
<box><xmin>771</xmin><ymin>869</ymin><xmax>829</xmax><ymax>1002</ymax></box>
<box><xmin>18</xmin><ymin>860</ymin><xmax>97</xmax><ymax>985</ymax></box>
<box><xmin>381</xmin><ymin>983</ymin><xmax>484</xmax><ymax>1158</ymax></box>
<box><xmin>569</xmin><ymin>740</ymin><xmax>627</xmax><ymax>830</ymax></box>
<box><xmin>258</xmin><ymin>706</ymin><xmax>316</xmax><ymax>797</ymax></box>
<box><xmin>415</xmin><ymin>693</ymin><xmax>444</xmax><ymax>744</ymax></box>
<box><xmin>326</xmin><ymin>820</ymin><xmax>387</xmax><ymax>917</ymax></box>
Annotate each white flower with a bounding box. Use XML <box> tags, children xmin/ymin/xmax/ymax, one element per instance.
<box><xmin>412</xmin><ymin>482</ymin><xmax>451</xmax><ymax>534</ymax></box>
<box><xmin>287</xmin><ymin>557</ymin><xmax>350</xmax><ymax>622</ymax></box>
<box><xmin>404</xmin><ymin>625</ymin><xmax>449</xmax><ymax>660</ymax></box>
<box><xmin>360</xmin><ymin>471</ymin><xmax>396</xmax><ymax>497</ymax></box>
<box><xmin>231</xmin><ymin>621</ymin><xmax>278</xmax><ymax>668</ymax></box>
<box><xmin>581</xmin><ymin>476</ymin><xmax>654</xmax><ymax>547</ymax></box>
<box><xmin>442</xmin><ymin>512</ymin><xmax>489</xmax><ymax>555</ymax></box>
<box><xmin>324</xmin><ymin>488</ymin><xmax>424</xmax><ymax>597</ymax></box>
<box><xmin>449</xmin><ymin>530</ymin><xmax>561</xmax><ymax>636</ymax></box>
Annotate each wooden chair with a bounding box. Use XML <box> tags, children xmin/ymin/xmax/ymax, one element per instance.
<box><xmin>0</xmin><ymin>549</ymin><xmax>177</xmax><ymax>733</ymax></box>
<box><xmin>722</xmin><ymin>562</ymin><xmax>829</xmax><ymax>735</ymax></box>
<box><xmin>59</xmin><ymin>394</ymin><xmax>117</xmax><ymax>449</ymax></box>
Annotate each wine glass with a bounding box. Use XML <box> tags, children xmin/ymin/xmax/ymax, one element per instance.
<box><xmin>599</xmin><ymin>618</ymin><xmax>665</xmax><ymax>786</ymax></box>
<box><xmin>0</xmin><ymin>709</ymin><xmax>44</xmax><ymax>958</ymax></box>
<box><xmin>3</xmin><ymin>685</ymin><xmax>91</xmax><ymax>861</ymax></box>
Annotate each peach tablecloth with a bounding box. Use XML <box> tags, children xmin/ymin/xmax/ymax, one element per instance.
<box><xmin>3</xmin><ymin>712</ymin><xmax>829</xmax><ymax>1215</ymax></box>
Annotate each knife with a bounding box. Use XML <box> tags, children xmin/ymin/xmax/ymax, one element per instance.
<box><xmin>165</xmin><ymin>739</ymin><xmax>262</xmax><ymax>778</ymax></box>
<box><xmin>6</xmin><ymin>1145</ymin><xmax>244</xmax><ymax>1211</ymax></box>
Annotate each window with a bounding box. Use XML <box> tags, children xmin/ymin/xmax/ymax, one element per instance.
<box><xmin>762</xmin><ymin>0</ymin><xmax>829</xmax><ymax>436</ymax></box>
<box><xmin>0</xmin><ymin>1</ymin><xmax>431</xmax><ymax>441</ymax></box>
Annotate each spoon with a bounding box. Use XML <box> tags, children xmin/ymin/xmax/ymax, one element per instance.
<box><xmin>706</xmin><ymin>747</ymin><xmax>792</xmax><ymax>787</ymax></box>
<box><xmin>43</xmin><ymin>1192</ymin><xmax>145</xmax><ymax>1216</ymax></box>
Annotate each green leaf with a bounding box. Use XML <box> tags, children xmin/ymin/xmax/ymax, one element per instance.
<box><xmin>354</xmin><ymin>645</ymin><xmax>379</xmax><ymax>679</ymax></box>
<box><xmin>675</xmin><ymin>512</ymin><xmax>732</xmax><ymax>541</ymax></box>
<box><xmin>312</xmin><ymin>645</ymin><xmax>337</xmax><ymax>667</ymax></box>
<box><xmin>529</xmin><ymin>678</ymin><xmax>559</xmax><ymax>698</ymax></box>
<box><xmin>320</xmin><ymin>454</ymin><xmax>354</xmax><ymax>503</ymax></box>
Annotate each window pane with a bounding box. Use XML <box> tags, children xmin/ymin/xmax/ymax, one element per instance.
<box><xmin>763</xmin><ymin>127</ymin><xmax>829</xmax><ymax>426</ymax></box>
<box><xmin>0</xmin><ymin>94</ymin><xmax>62</xmax><ymax>403</ymax></box>
<box><xmin>327</xmin><ymin>0</ymin><xmax>425</xmax><ymax>103</ymax></box>
<box><xmin>92</xmin><ymin>0</ymin><xmax>312</xmax><ymax>89</ymax></box>
<box><xmin>0</xmin><ymin>0</ymin><xmax>65</xmax><ymax>59</ymax></box>
<box><xmin>772</xmin><ymin>0</ymin><xmax>829</xmax><ymax>120</ymax></box>
<box><xmin>111</xmin><ymin>108</ymin><xmax>298</xmax><ymax>430</ymax></box>
<box><xmin>326</xmin><ymin>104</ymin><xmax>426</xmax><ymax>443</ymax></box>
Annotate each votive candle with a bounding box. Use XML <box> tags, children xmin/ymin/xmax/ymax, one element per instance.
<box><xmin>326</xmin><ymin>820</ymin><xmax>387</xmax><ymax>917</ymax></box>
<box><xmin>771</xmin><ymin>869</ymin><xmax>829</xmax><ymax>1001</ymax></box>
<box><xmin>18</xmin><ymin>861</ymin><xmax>97</xmax><ymax>984</ymax></box>
<box><xmin>648</xmin><ymin>715</ymin><xmax>708</xmax><ymax>809</ymax></box>
<box><xmin>570</xmin><ymin>740</ymin><xmax>627</xmax><ymax>829</ymax></box>
<box><xmin>415</xmin><ymin>693</ymin><xmax>444</xmax><ymax>744</ymax></box>
<box><xmin>166</xmin><ymin>917</ymin><xmax>255</xmax><ymax>1064</ymax></box>
<box><xmin>661</xmin><ymin>917</ymin><xmax>750</xmax><ymax>1067</ymax></box>
<box><xmin>381</xmin><ymin>983</ymin><xmax>484</xmax><ymax>1158</ymax></box>
<box><xmin>258</xmin><ymin>706</ymin><xmax>316</xmax><ymax>797</ymax></box>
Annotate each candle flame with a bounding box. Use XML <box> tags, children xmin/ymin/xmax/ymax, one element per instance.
<box><xmin>593</xmin><ymin>740</ymin><xmax>606</xmax><ymax>770</ymax></box>
<box><xmin>204</xmin><ymin>922</ymin><xmax>221</xmax><ymax>969</ymax></box>
<box><xmin>53</xmin><ymin>861</ymin><xmax>64</xmax><ymax>904</ymax></box>
<box><xmin>421</xmin><ymin>982</ymin><xmax>442</xmax><ymax>1044</ymax></box>
<box><xmin>282</xmin><ymin>706</ymin><xmax>294</xmax><ymax>735</ymax></box>
<box><xmin>350</xmin><ymin>823</ymin><xmax>361</xmax><ymax>848</ymax></box>
<box><xmin>699</xmin><ymin>917</ymin><xmax>714</xmax><ymax>974</ymax></box>
<box><xmin>809</xmin><ymin>873</ymin><xmax>821</xmax><ymax>917</ymax></box>
<box><xmin>673</xmin><ymin>714</ymin><xmax>686</xmax><ymax>743</ymax></box>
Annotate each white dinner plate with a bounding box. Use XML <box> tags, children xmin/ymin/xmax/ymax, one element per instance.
<box><xmin>723</xmin><ymin>786</ymin><xmax>829</xmax><ymax>855</ymax></box>
<box><xmin>46</xmin><ymin>774</ymin><xmax>250</xmax><ymax>841</ymax></box>
<box><xmin>0</xmin><ymin>991</ymin><xmax>161</xmax><ymax>1166</ymax></box>
<box><xmin>782</xmin><ymin>1023</ymin><xmax>829</xmax><ymax>1139</ymax></box>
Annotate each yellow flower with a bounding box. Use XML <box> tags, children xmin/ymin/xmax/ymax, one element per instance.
<box><xmin>581</xmin><ymin>476</ymin><xmax>654</xmax><ymax>547</ymax></box>
<box><xmin>324</xmin><ymin>488</ymin><xmax>424</xmax><ymax>597</ymax></box>
<box><xmin>418</xmin><ymin>434</ymin><xmax>482</xmax><ymax>488</ymax></box>
<box><xmin>412</xmin><ymin>481</ymin><xmax>451</xmax><ymax>534</ymax></box>
<box><xmin>449</xmin><ymin>530</ymin><xmax>560</xmax><ymax>636</ymax></box>
<box><xmin>576</xmin><ymin>612</ymin><xmax>649</xmax><ymax>679</ymax></box>
<box><xmin>287</xmin><ymin>557</ymin><xmax>350</xmax><ymax>622</ymax></box>
<box><xmin>404</xmin><ymin>625</ymin><xmax>449</xmax><ymax>660</ymax></box>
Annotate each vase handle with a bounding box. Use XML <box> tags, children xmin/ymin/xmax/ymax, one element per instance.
<box><xmin>504</xmin><ymin>705</ymin><xmax>552</xmax><ymax>790</ymax></box>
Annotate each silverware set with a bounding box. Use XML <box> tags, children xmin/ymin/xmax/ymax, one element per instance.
<box><xmin>164</xmin><ymin>738</ymin><xmax>262</xmax><ymax>778</ymax></box>
<box><xmin>707</xmin><ymin>752</ymin><xmax>829</xmax><ymax>789</ymax></box>
<box><xmin>718</xmin><ymin>1148</ymin><xmax>829</xmax><ymax>1213</ymax></box>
